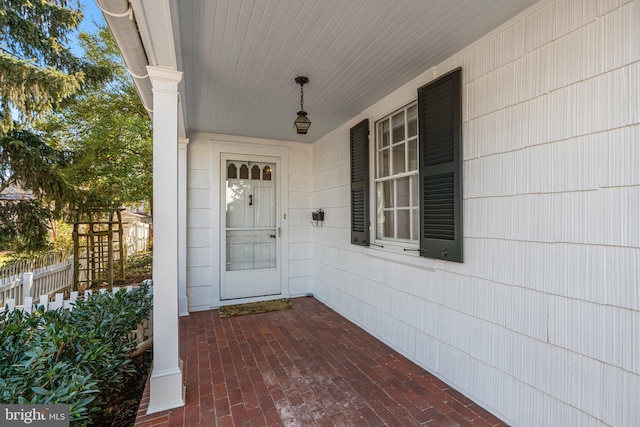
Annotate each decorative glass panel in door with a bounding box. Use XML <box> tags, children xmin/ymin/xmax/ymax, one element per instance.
<box><xmin>222</xmin><ymin>158</ymin><xmax>280</xmax><ymax>299</ymax></box>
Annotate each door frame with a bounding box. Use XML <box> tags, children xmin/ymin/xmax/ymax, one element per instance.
<box><xmin>209</xmin><ymin>139</ymin><xmax>290</xmax><ymax>308</ymax></box>
<box><xmin>220</xmin><ymin>153</ymin><xmax>281</xmax><ymax>300</ymax></box>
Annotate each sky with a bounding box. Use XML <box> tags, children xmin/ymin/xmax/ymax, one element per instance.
<box><xmin>79</xmin><ymin>0</ymin><xmax>104</xmax><ymax>32</ymax></box>
<box><xmin>69</xmin><ymin>0</ymin><xmax>106</xmax><ymax>55</ymax></box>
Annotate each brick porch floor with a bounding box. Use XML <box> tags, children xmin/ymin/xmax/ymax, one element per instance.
<box><xmin>134</xmin><ymin>297</ymin><xmax>508</xmax><ymax>426</ymax></box>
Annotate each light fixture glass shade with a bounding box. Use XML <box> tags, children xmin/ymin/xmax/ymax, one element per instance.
<box><xmin>294</xmin><ymin>110</ymin><xmax>311</xmax><ymax>134</ymax></box>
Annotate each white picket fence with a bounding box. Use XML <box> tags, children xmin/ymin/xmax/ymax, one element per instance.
<box><xmin>0</xmin><ymin>257</ymin><xmax>73</xmax><ymax>309</ymax></box>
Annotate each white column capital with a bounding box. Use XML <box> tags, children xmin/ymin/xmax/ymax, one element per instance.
<box><xmin>178</xmin><ymin>137</ymin><xmax>190</xmax><ymax>149</ymax></box>
<box><xmin>147</xmin><ymin>66</ymin><xmax>183</xmax><ymax>92</ymax></box>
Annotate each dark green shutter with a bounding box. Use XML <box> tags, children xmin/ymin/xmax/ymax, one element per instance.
<box><xmin>350</xmin><ymin>119</ymin><xmax>370</xmax><ymax>246</ymax></box>
<box><xmin>418</xmin><ymin>68</ymin><xmax>462</xmax><ymax>262</ymax></box>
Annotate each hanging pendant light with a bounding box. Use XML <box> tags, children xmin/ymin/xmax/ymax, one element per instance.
<box><xmin>294</xmin><ymin>76</ymin><xmax>311</xmax><ymax>134</ymax></box>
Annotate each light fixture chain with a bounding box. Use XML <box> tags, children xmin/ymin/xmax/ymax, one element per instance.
<box><xmin>300</xmin><ymin>83</ymin><xmax>304</xmax><ymax>110</ymax></box>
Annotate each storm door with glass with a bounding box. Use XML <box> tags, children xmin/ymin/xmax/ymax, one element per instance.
<box><xmin>221</xmin><ymin>156</ymin><xmax>281</xmax><ymax>299</ymax></box>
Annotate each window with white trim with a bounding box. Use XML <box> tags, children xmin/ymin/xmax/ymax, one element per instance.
<box><xmin>350</xmin><ymin>67</ymin><xmax>463</xmax><ymax>262</ymax></box>
<box><xmin>374</xmin><ymin>102</ymin><xmax>419</xmax><ymax>246</ymax></box>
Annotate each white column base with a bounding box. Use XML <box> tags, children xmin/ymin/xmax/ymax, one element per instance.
<box><xmin>147</xmin><ymin>364</ymin><xmax>185</xmax><ymax>414</ymax></box>
<box><xmin>179</xmin><ymin>295</ymin><xmax>189</xmax><ymax>317</ymax></box>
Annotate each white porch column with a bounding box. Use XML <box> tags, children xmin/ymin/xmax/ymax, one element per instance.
<box><xmin>147</xmin><ymin>66</ymin><xmax>185</xmax><ymax>414</ymax></box>
<box><xmin>178</xmin><ymin>137</ymin><xmax>189</xmax><ymax>316</ymax></box>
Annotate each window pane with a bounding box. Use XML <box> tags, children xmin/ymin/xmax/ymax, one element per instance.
<box><xmin>379</xmin><ymin>120</ymin><xmax>390</xmax><ymax>148</ymax></box>
<box><xmin>376</xmin><ymin>184</ymin><xmax>384</xmax><ymax>239</ymax></box>
<box><xmin>392</xmin><ymin>143</ymin><xmax>405</xmax><ymax>174</ymax></box>
<box><xmin>382</xmin><ymin>180</ymin><xmax>393</xmax><ymax>207</ymax></box>
<box><xmin>227</xmin><ymin>163</ymin><xmax>237</xmax><ymax>179</ymax></box>
<box><xmin>376</xmin><ymin>181</ymin><xmax>394</xmax><ymax>214</ymax></box>
<box><xmin>410</xmin><ymin>174</ymin><xmax>418</xmax><ymax>208</ymax></box>
<box><xmin>379</xmin><ymin>149</ymin><xmax>389</xmax><ymax>177</ymax></box>
<box><xmin>374</xmin><ymin>101</ymin><xmax>420</xmax><ymax>245</ymax></box>
<box><xmin>226</xmin><ymin>230</ymin><xmax>276</xmax><ymax>271</ymax></box>
<box><xmin>376</xmin><ymin>182</ymin><xmax>394</xmax><ymax>239</ymax></box>
<box><xmin>239</xmin><ymin>164</ymin><xmax>249</xmax><ymax>179</ymax></box>
<box><xmin>383</xmin><ymin>210</ymin><xmax>394</xmax><ymax>238</ymax></box>
<box><xmin>251</xmin><ymin>165</ymin><xmax>260</xmax><ymax>180</ymax></box>
<box><xmin>408</xmin><ymin>138</ymin><xmax>418</xmax><ymax>171</ymax></box>
<box><xmin>407</xmin><ymin>104</ymin><xmax>417</xmax><ymax>137</ymax></box>
<box><xmin>392</xmin><ymin>111</ymin><xmax>405</xmax><ymax>143</ymax></box>
<box><xmin>396</xmin><ymin>177</ymin><xmax>410</xmax><ymax>207</ymax></box>
<box><xmin>411</xmin><ymin>208</ymin><xmax>419</xmax><ymax>240</ymax></box>
<box><xmin>396</xmin><ymin>209</ymin><xmax>410</xmax><ymax>240</ymax></box>
<box><xmin>377</xmin><ymin>208</ymin><xmax>395</xmax><ymax>240</ymax></box>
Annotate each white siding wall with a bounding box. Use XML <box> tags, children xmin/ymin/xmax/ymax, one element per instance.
<box><xmin>185</xmin><ymin>135</ymin><xmax>213</xmax><ymax>311</ymax></box>
<box><xmin>186</xmin><ymin>132</ymin><xmax>313</xmax><ymax>311</ymax></box>
<box><xmin>311</xmin><ymin>0</ymin><xmax>640</xmax><ymax>425</ymax></box>
<box><xmin>286</xmin><ymin>142</ymin><xmax>315</xmax><ymax>296</ymax></box>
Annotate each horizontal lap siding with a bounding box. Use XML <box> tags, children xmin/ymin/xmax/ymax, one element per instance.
<box><xmin>311</xmin><ymin>0</ymin><xmax>640</xmax><ymax>426</ymax></box>
<box><xmin>186</xmin><ymin>142</ymin><xmax>213</xmax><ymax>311</ymax></box>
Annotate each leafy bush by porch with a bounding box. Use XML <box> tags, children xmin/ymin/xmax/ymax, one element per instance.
<box><xmin>0</xmin><ymin>283</ymin><xmax>152</xmax><ymax>425</ymax></box>
<box><xmin>123</xmin><ymin>252</ymin><xmax>153</xmax><ymax>285</ymax></box>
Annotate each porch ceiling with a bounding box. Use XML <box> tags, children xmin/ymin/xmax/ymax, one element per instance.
<box><xmin>174</xmin><ymin>0</ymin><xmax>537</xmax><ymax>143</ymax></box>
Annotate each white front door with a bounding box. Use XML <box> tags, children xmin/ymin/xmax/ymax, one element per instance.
<box><xmin>221</xmin><ymin>154</ymin><xmax>281</xmax><ymax>300</ymax></box>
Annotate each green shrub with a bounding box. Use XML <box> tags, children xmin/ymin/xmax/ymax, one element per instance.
<box><xmin>121</xmin><ymin>253</ymin><xmax>153</xmax><ymax>286</ymax></box>
<box><xmin>125</xmin><ymin>253</ymin><xmax>152</xmax><ymax>274</ymax></box>
<box><xmin>0</xmin><ymin>283</ymin><xmax>152</xmax><ymax>425</ymax></box>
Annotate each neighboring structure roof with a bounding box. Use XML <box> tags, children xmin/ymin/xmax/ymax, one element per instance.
<box><xmin>121</xmin><ymin>210</ymin><xmax>152</xmax><ymax>224</ymax></box>
<box><xmin>0</xmin><ymin>184</ymin><xmax>35</xmax><ymax>201</ymax></box>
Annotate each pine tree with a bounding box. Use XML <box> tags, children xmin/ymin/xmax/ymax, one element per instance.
<box><xmin>0</xmin><ymin>128</ymin><xmax>75</xmax><ymax>250</ymax></box>
<box><xmin>0</xmin><ymin>0</ymin><xmax>87</xmax><ymax>132</ymax></box>
<box><xmin>0</xmin><ymin>1</ymin><xmax>111</xmax><ymax>252</ymax></box>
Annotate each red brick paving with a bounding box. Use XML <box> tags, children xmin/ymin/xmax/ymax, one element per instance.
<box><xmin>135</xmin><ymin>297</ymin><xmax>508</xmax><ymax>426</ymax></box>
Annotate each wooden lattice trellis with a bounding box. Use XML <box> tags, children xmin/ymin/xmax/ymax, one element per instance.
<box><xmin>73</xmin><ymin>209</ymin><xmax>124</xmax><ymax>291</ymax></box>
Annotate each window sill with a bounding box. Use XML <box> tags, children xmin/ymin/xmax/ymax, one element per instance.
<box><xmin>363</xmin><ymin>245</ymin><xmax>437</xmax><ymax>271</ymax></box>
